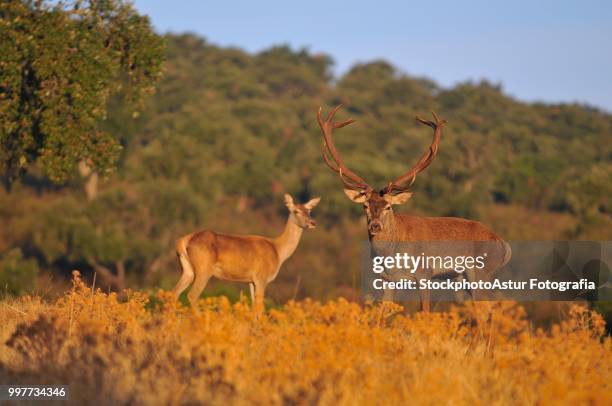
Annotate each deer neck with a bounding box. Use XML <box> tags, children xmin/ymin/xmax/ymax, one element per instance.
<box><xmin>274</xmin><ymin>216</ymin><xmax>304</xmax><ymax>265</ymax></box>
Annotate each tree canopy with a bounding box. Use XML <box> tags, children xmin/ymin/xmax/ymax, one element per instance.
<box><xmin>0</xmin><ymin>31</ymin><xmax>610</xmax><ymax>302</ymax></box>
<box><xmin>0</xmin><ymin>0</ymin><xmax>164</xmax><ymax>186</ymax></box>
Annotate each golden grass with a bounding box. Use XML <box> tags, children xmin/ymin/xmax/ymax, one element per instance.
<box><xmin>1</xmin><ymin>272</ymin><xmax>610</xmax><ymax>405</ymax></box>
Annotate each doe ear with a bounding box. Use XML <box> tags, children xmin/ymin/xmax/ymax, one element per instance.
<box><xmin>384</xmin><ymin>191</ymin><xmax>413</xmax><ymax>205</ymax></box>
<box><xmin>343</xmin><ymin>188</ymin><xmax>368</xmax><ymax>203</ymax></box>
<box><xmin>304</xmin><ymin>196</ymin><xmax>321</xmax><ymax>210</ymax></box>
<box><xmin>284</xmin><ymin>194</ymin><xmax>295</xmax><ymax>209</ymax></box>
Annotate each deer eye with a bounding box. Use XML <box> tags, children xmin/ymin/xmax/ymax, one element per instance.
<box><xmin>385</xmin><ymin>206</ymin><xmax>391</xmax><ymax>211</ymax></box>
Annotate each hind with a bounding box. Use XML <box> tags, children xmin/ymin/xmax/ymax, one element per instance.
<box><xmin>172</xmin><ymin>234</ymin><xmax>195</xmax><ymax>299</ymax></box>
<box><xmin>501</xmin><ymin>240</ymin><xmax>512</xmax><ymax>268</ymax></box>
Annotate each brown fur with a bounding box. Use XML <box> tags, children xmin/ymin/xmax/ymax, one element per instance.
<box><xmin>172</xmin><ymin>194</ymin><xmax>320</xmax><ymax>317</ymax></box>
<box><xmin>318</xmin><ymin>105</ymin><xmax>510</xmax><ymax>312</ymax></box>
<box><xmin>349</xmin><ymin>190</ymin><xmax>511</xmax><ymax>311</ymax></box>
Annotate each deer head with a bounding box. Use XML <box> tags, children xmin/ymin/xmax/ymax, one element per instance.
<box><xmin>317</xmin><ymin>105</ymin><xmax>446</xmax><ymax>236</ymax></box>
<box><xmin>284</xmin><ymin>194</ymin><xmax>320</xmax><ymax>229</ymax></box>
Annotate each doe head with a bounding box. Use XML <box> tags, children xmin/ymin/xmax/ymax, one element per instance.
<box><xmin>284</xmin><ymin>194</ymin><xmax>321</xmax><ymax>229</ymax></box>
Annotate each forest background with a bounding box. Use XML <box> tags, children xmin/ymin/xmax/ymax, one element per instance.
<box><xmin>1</xmin><ymin>1</ymin><xmax>610</xmax><ymax>324</ymax></box>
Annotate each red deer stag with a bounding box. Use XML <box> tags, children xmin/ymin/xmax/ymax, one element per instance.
<box><xmin>172</xmin><ymin>194</ymin><xmax>320</xmax><ymax>316</ymax></box>
<box><xmin>317</xmin><ymin>105</ymin><xmax>510</xmax><ymax>311</ymax></box>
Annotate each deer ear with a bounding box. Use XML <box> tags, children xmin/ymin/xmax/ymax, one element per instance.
<box><xmin>384</xmin><ymin>192</ymin><xmax>413</xmax><ymax>205</ymax></box>
<box><xmin>284</xmin><ymin>194</ymin><xmax>295</xmax><ymax>209</ymax></box>
<box><xmin>304</xmin><ymin>196</ymin><xmax>321</xmax><ymax>210</ymax></box>
<box><xmin>343</xmin><ymin>189</ymin><xmax>368</xmax><ymax>203</ymax></box>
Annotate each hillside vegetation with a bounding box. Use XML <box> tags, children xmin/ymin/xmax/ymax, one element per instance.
<box><xmin>1</xmin><ymin>33</ymin><xmax>611</xmax><ymax>303</ymax></box>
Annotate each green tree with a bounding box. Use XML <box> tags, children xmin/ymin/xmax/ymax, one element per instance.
<box><xmin>566</xmin><ymin>163</ymin><xmax>612</xmax><ymax>238</ymax></box>
<box><xmin>0</xmin><ymin>0</ymin><xmax>164</xmax><ymax>187</ymax></box>
<box><xmin>1</xmin><ymin>31</ymin><xmax>611</xmax><ymax>301</ymax></box>
<box><xmin>0</xmin><ymin>248</ymin><xmax>38</xmax><ymax>296</ymax></box>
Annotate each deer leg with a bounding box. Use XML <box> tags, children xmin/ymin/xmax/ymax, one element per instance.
<box><xmin>253</xmin><ymin>280</ymin><xmax>266</xmax><ymax>319</ymax></box>
<box><xmin>249</xmin><ymin>283</ymin><xmax>255</xmax><ymax>305</ymax></box>
<box><xmin>172</xmin><ymin>252</ymin><xmax>195</xmax><ymax>299</ymax></box>
<box><xmin>382</xmin><ymin>287</ymin><xmax>394</xmax><ymax>302</ymax></box>
<box><xmin>462</xmin><ymin>270</ymin><xmax>476</xmax><ymax>302</ymax></box>
<box><xmin>187</xmin><ymin>271</ymin><xmax>212</xmax><ymax>306</ymax></box>
<box><xmin>419</xmin><ymin>284</ymin><xmax>431</xmax><ymax>313</ymax></box>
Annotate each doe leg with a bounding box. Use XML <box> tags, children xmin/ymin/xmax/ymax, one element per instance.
<box><xmin>253</xmin><ymin>280</ymin><xmax>266</xmax><ymax>319</ymax></box>
<box><xmin>187</xmin><ymin>271</ymin><xmax>212</xmax><ymax>307</ymax></box>
<box><xmin>172</xmin><ymin>253</ymin><xmax>195</xmax><ymax>299</ymax></box>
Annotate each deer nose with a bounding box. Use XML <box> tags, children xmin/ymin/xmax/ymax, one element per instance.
<box><xmin>369</xmin><ymin>220</ymin><xmax>383</xmax><ymax>235</ymax></box>
<box><xmin>307</xmin><ymin>219</ymin><xmax>316</xmax><ymax>228</ymax></box>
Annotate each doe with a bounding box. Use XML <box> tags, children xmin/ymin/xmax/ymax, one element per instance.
<box><xmin>172</xmin><ymin>194</ymin><xmax>320</xmax><ymax>316</ymax></box>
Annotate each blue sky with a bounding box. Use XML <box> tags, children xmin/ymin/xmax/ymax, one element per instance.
<box><xmin>132</xmin><ymin>0</ymin><xmax>612</xmax><ymax>111</ymax></box>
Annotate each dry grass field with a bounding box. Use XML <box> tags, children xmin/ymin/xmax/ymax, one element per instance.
<box><xmin>1</xmin><ymin>272</ymin><xmax>610</xmax><ymax>405</ymax></box>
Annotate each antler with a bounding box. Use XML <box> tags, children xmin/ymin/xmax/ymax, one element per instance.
<box><xmin>317</xmin><ymin>105</ymin><xmax>371</xmax><ymax>191</ymax></box>
<box><xmin>383</xmin><ymin>112</ymin><xmax>447</xmax><ymax>195</ymax></box>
